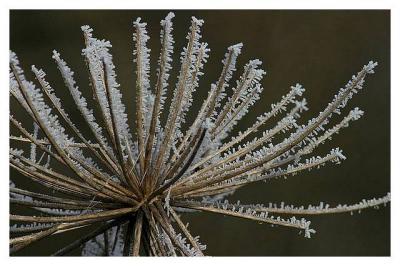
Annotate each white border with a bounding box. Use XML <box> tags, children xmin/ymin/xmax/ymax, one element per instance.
<box><xmin>1</xmin><ymin>0</ymin><xmax>399</xmax><ymax>10</ymax></box>
<box><xmin>1</xmin><ymin>1</ymin><xmax>398</xmax><ymax>265</ymax></box>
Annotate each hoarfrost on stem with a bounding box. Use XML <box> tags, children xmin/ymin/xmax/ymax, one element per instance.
<box><xmin>9</xmin><ymin>12</ymin><xmax>389</xmax><ymax>256</ymax></box>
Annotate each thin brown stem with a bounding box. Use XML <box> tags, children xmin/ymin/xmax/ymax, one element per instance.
<box><xmin>132</xmin><ymin>210</ymin><xmax>143</xmax><ymax>256</ymax></box>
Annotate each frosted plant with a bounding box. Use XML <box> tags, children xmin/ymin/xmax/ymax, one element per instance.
<box><xmin>9</xmin><ymin>12</ymin><xmax>390</xmax><ymax>256</ymax></box>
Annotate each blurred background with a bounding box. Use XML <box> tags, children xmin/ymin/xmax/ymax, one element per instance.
<box><xmin>10</xmin><ymin>10</ymin><xmax>390</xmax><ymax>256</ymax></box>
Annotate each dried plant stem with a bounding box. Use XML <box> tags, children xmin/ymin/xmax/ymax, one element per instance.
<box><xmin>132</xmin><ymin>210</ymin><xmax>143</xmax><ymax>256</ymax></box>
<box><xmin>9</xmin><ymin>13</ymin><xmax>388</xmax><ymax>256</ymax></box>
<box><xmin>52</xmin><ymin>217</ymin><xmax>127</xmax><ymax>256</ymax></box>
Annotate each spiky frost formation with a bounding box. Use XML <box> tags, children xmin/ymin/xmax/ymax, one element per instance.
<box><xmin>9</xmin><ymin>13</ymin><xmax>389</xmax><ymax>256</ymax></box>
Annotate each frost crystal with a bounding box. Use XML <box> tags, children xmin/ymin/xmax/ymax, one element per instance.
<box><xmin>9</xmin><ymin>12</ymin><xmax>389</xmax><ymax>256</ymax></box>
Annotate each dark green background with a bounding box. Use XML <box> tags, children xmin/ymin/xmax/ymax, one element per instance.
<box><xmin>10</xmin><ymin>10</ymin><xmax>390</xmax><ymax>256</ymax></box>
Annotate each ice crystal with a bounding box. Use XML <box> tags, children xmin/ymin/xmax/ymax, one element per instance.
<box><xmin>9</xmin><ymin>12</ymin><xmax>389</xmax><ymax>256</ymax></box>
